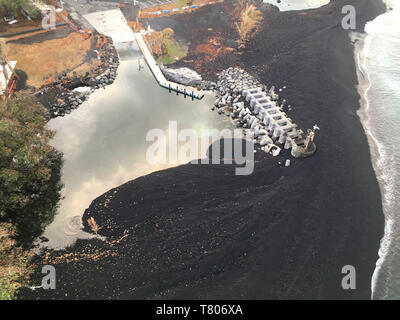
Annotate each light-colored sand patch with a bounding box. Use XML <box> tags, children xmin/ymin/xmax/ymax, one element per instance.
<box><xmin>262</xmin><ymin>0</ymin><xmax>330</xmax><ymax>11</ymax></box>
<box><xmin>83</xmin><ymin>9</ymin><xmax>135</xmax><ymax>44</ymax></box>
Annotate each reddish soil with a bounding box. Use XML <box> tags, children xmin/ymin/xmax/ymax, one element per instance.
<box><xmin>4</xmin><ymin>31</ymin><xmax>96</xmax><ymax>88</ymax></box>
<box><xmin>140</xmin><ymin>1</ymin><xmax>242</xmax><ymax>77</ymax></box>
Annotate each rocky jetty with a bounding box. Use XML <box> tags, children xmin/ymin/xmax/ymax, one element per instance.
<box><xmin>213</xmin><ymin>67</ymin><xmax>316</xmax><ymax>158</ymax></box>
<box><xmin>37</xmin><ymin>37</ymin><xmax>120</xmax><ymax>118</ymax></box>
<box><xmin>161</xmin><ymin>65</ymin><xmax>217</xmax><ymax>91</ymax></box>
<box><xmin>49</xmin><ymin>88</ymin><xmax>92</xmax><ymax>118</ymax></box>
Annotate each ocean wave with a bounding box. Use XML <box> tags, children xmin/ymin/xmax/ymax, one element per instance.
<box><xmin>354</xmin><ymin>0</ymin><xmax>400</xmax><ymax>299</ymax></box>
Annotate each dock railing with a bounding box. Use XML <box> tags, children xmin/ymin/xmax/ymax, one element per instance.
<box><xmin>135</xmin><ymin>32</ymin><xmax>205</xmax><ymax>100</ymax></box>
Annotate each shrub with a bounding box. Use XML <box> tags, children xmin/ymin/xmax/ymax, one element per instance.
<box><xmin>0</xmin><ymin>0</ymin><xmax>28</xmax><ymax>17</ymax></box>
<box><xmin>235</xmin><ymin>3</ymin><xmax>263</xmax><ymax>45</ymax></box>
<box><xmin>0</xmin><ymin>222</ymin><xmax>33</xmax><ymax>300</ymax></box>
<box><xmin>0</xmin><ymin>95</ymin><xmax>63</xmax><ymax>244</ymax></box>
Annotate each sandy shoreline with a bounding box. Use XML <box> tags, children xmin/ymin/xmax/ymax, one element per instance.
<box><xmin>353</xmin><ymin>0</ymin><xmax>399</xmax><ymax>299</ymax></box>
<box><xmin>21</xmin><ymin>0</ymin><xmax>387</xmax><ymax>299</ymax></box>
<box><xmin>353</xmin><ymin>30</ymin><xmax>386</xmax><ymax>298</ymax></box>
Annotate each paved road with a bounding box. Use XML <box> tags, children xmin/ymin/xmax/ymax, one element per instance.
<box><xmin>62</xmin><ymin>0</ymin><xmax>121</xmax><ymax>29</ymax></box>
<box><xmin>62</xmin><ymin>0</ymin><xmax>176</xmax><ymax>28</ymax></box>
<box><xmin>84</xmin><ymin>9</ymin><xmax>136</xmax><ymax>43</ymax></box>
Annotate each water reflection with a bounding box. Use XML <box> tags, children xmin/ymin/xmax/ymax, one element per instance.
<box><xmin>43</xmin><ymin>49</ymin><xmax>231</xmax><ymax>248</ymax></box>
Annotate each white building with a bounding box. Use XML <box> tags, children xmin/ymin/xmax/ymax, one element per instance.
<box><xmin>0</xmin><ymin>61</ymin><xmax>17</xmax><ymax>97</ymax></box>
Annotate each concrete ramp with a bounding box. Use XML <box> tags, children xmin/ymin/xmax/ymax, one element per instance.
<box><xmin>83</xmin><ymin>9</ymin><xmax>135</xmax><ymax>44</ymax></box>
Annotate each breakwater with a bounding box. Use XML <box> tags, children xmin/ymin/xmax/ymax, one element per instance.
<box><xmin>135</xmin><ymin>30</ymin><xmax>317</xmax><ymax>158</ymax></box>
<box><xmin>214</xmin><ymin>67</ymin><xmax>317</xmax><ymax>158</ymax></box>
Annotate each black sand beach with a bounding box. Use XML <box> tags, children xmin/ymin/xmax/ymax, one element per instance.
<box><xmin>21</xmin><ymin>0</ymin><xmax>386</xmax><ymax>299</ymax></box>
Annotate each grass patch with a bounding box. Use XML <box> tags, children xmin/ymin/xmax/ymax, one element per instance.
<box><xmin>148</xmin><ymin>28</ymin><xmax>188</xmax><ymax>65</ymax></box>
<box><xmin>0</xmin><ymin>223</ymin><xmax>33</xmax><ymax>300</ymax></box>
<box><xmin>157</xmin><ymin>39</ymin><xmax>188</xmax><ymax>65</ymax></box>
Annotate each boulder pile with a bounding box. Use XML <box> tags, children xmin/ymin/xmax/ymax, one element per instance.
<box><xmin>212</xmin><ymin>67</ymin><xmax>317</xmax><ymax>158</ymax></box>
<box><xmin>49</xmin><ymin>89</ymin><xmax>92</xmax><ymax>117</ymax></box>
<box><xmin>213</xmin><ymin>67</ymin><xmax>286</xmax><ymax>156</ymax></box>
<box><xmin>161</xmin><ymin>66</ymin><xmax>217</xmax><ymax>91</ymax></box>
<box><xmin>41</xmin><ymin>38</ymin><xmax>120</xmax><ymax>118</ymax></box>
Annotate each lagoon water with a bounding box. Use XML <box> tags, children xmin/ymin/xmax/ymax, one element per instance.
<box><xmin>43</xmin><ymin>48</ymin><xmax>231</xmax><ymax>249</ymax></box>
<box><xmin>355</xmin><ymin>0</ymin><xmax>400</xmax><ymax>299</ymax></box>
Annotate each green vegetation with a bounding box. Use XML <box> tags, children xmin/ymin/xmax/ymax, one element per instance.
<box><xmin>157</xmin><ymin>40</ymin><xmax>189</xmax><ymax>65</ymax></box>
<box><xmin>0</xmin><ymin>223</ymin><xmax>33</xmax><ymax>300</ymax></box>
<box><xmin>0</xmin><ymin>0</ymin><xmax>27</xmax><ymax>17</ymax></box>
<box><xmin>21</xmin><ymin>1</ymin><xmax>40</xmax><ymax>19</ymax></box>
<box><xmin>0</xmin><ymin>95</ymin><xmax>63</xmax><ymax>245</ymax></box>
<box><xmin>0</xmin><ymin>95</ymin><xmax>62</xmax><ymax>299</ymax></box>
<box><xmin>0</xmin><ymin>0</ymin><xmax>39</xmax><ymax>18</ymax></box>
<box><xmin>150</xmin><ymin>28</ymin><xmax>188</xmax><ymax>65</ymax></box>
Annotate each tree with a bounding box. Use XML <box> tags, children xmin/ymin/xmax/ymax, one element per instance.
<box><xmin>0</xmin><ymin>95</ymin><xmax>63</xmax><ymax>244</ymax></box>
<box><xmin>0</xmin><ymin>222</ymin><xmax>33</xmax><ymax>299</ymax></box>
<box><xmin>0</xmin><ymin>0</ymin><xmax>28</xmax><ymax>17</ymax></box>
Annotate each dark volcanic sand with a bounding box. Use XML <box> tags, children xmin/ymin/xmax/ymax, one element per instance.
<box><xmin>21</xmin><ymin>0</ymin><xmax>387</xmax><ymax>299</ymax></box>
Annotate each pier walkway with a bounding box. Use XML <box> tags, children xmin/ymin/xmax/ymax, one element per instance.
<box><xmin>135</xmin><ymin>32</ymin><xmax>205</xmax><ymax>100</ymax></box>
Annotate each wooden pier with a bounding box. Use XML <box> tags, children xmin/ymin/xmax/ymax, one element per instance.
<box><xmin>135</xmin><ymin>32</ymin><xmax>205</xmax><ymax>100</ymax></box>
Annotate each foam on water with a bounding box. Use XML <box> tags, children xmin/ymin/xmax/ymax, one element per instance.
<box><xmin>354</xmin><ymin>0</ymin><xmax>400</xmax><ymax>299</ymax></box>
